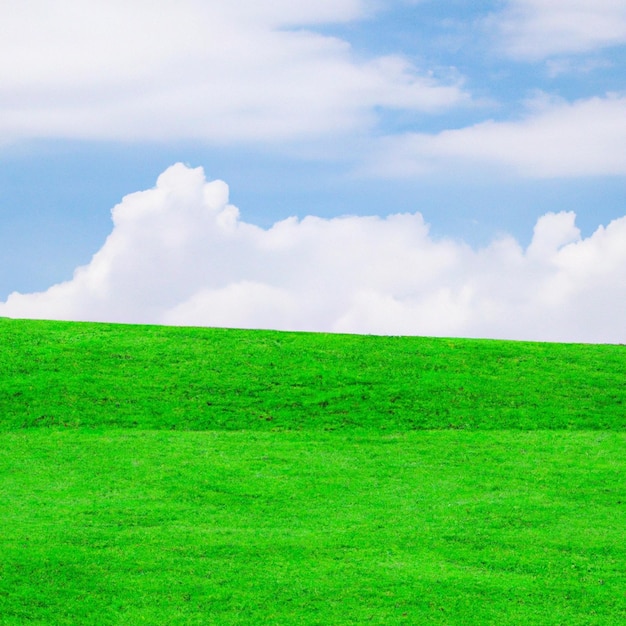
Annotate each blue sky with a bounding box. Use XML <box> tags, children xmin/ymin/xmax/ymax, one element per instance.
<box><xmin>1</xmin><ymin>1</ymin><xmax>625</xmax><ymax>342</ymax></box>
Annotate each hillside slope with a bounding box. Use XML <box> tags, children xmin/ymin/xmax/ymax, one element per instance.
<box><xmin>1</xmin><ymin>318</ymin><xmax>624</xmax><ymax>431</ymax></box>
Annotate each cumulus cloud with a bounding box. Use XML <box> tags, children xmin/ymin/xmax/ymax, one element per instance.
<box><xmin>371</xmin><ymin>93</ymin><xmax>626</xmax><ymax>178</ymax></box>
<box><xmin>0</xmin><ymin>0</ymin><xmax>465</xmax><ymax>144</ymax></box>
<box><xmin>1</xmin><ymin>163</ymin><xmax>625</xmax><ymax>344</ymax></box>
<box><xmin>490</xmin><ymin>0</ymin><xmax>626</xmax><ymax>59</ymax></box>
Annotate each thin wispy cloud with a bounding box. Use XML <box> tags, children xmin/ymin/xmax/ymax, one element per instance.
<box><xmin>1</xmin><ymin>1</ymin><xmax>623</xmax><ymax>174</ymax></box>
<box><xmin>372</xmin><ymin>94</ymin><xmax>626</xmax><ymax>178</ymax></box>
<box><xmin>490</xmin><ymin>0</ymin><xmax>626</xmax><ymax>59</ymax></box>
<box><xmin>0</xmin><ymin>0</ymin><xmax>465</xmax><ymax>145</ymax></box>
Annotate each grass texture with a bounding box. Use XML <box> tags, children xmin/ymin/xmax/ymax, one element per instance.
<box><xmin>1</xmin><ymin>318</ymin><xmax>624</xmax><ymax>431</ymax></box>
<box><xmin>0</xmin><ymin>318</ymin><xmax>624</xmax><ymax>624</ymax></box>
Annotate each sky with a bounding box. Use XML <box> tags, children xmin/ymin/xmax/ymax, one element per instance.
<box><xmin>1</xmin><ymin>0</ymin><xmax>625</xmax><ymax>343</ymax></box>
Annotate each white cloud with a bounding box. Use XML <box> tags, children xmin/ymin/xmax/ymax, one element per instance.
<box><xmin>491</xmin><ymin>0</ymin><xmax>626</xmax><ymax>59</ymax></box>
<box><xmin>0</xmin><ymin>0</ymin><xmax>465</xmax><ymax>144</ymax></box>
<box><xmin>1</xmin><ymin>163</ymin><xmax>625</xmax><ymax>344</ymax></box>
<box><xmin>371</xmin><ymin>94</ymin><xmax>626</xmax><ymax>178</ymax></box>
<box><xmin>545</xmin><ymin>57</ymin><xmax>614</xmax><ymax>78</ymax></box>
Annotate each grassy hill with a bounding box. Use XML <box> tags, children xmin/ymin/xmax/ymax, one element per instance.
<box><xmin>1</xmin><ymin>317</ymin><xmax>624</xmax><ymax>431</ymax></box>
<box><xmin>0</xmin><ymin>318</ymin><xmax>624</xmax><ymax>624</ymax></box>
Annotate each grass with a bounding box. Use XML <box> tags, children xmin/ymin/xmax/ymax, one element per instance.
<box><xmin>0</xmin><ymin>318</ymin><xmax>624</xmax><ymax>624</ymax></box>
<box><xmin>1</xmin><ymin>318</ymin><xmax>624</xmax><ymax>431</ymax></box>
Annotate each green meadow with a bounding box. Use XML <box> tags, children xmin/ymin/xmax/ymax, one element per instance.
<box><xmin>0</xmin><ymin>318</ymin><xmax>624</xmax><ymax>624</ymax></box>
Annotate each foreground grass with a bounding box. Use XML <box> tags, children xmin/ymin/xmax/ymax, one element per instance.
<box><xmin>1</xmin><ymin>318</ymin><xmax>624</xmax><ymax>623</ymax></box>
<box><xmin>1</xmin><ymin>430</ymin><xmax>624</xmax><ymax>625</ymax></box>
<box><xmin>1</xmin><ymin>318</ymin><xmax>624</xmax><ymax>431</ymax></box>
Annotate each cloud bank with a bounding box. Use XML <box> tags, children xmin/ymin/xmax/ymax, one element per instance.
<box><xmin>3</xmin><ymin>1</ymin><xmax>625</xmax><ymax>181</ymax></box>
<box><xmin>492</xmin><ymin>0</ymin><xmax>626</xmax><ymax>59</ymax></box>
<box><xmin>0</xmin><ymin>0</ymin><xmax>464</xmax><ymax>144</ymax></box>
<box><xmin>1</xmin><ymin>163</ymin><xmax>624</xmax><ymax>344</ymax></box>
<box><xmin>373</xmin><ymin>94</ymin><xmax>626</xmax><ymax>178</ymax></box>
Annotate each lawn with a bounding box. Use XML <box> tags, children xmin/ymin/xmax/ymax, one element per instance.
<box><xmin>1</xmin><ymin>318</ymin><xmax>624</xmax><ymax>432</ymax></box>
<box><xmin>0</xmin><ymin>318</ymin><xmax>624</xmax><ymax>624</ymax></box>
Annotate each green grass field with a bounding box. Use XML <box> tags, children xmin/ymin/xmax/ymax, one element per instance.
<box><xmin>0</xmin><ymin>318</ymin><xmax>624</xmax><ymax>624</ymax></box>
